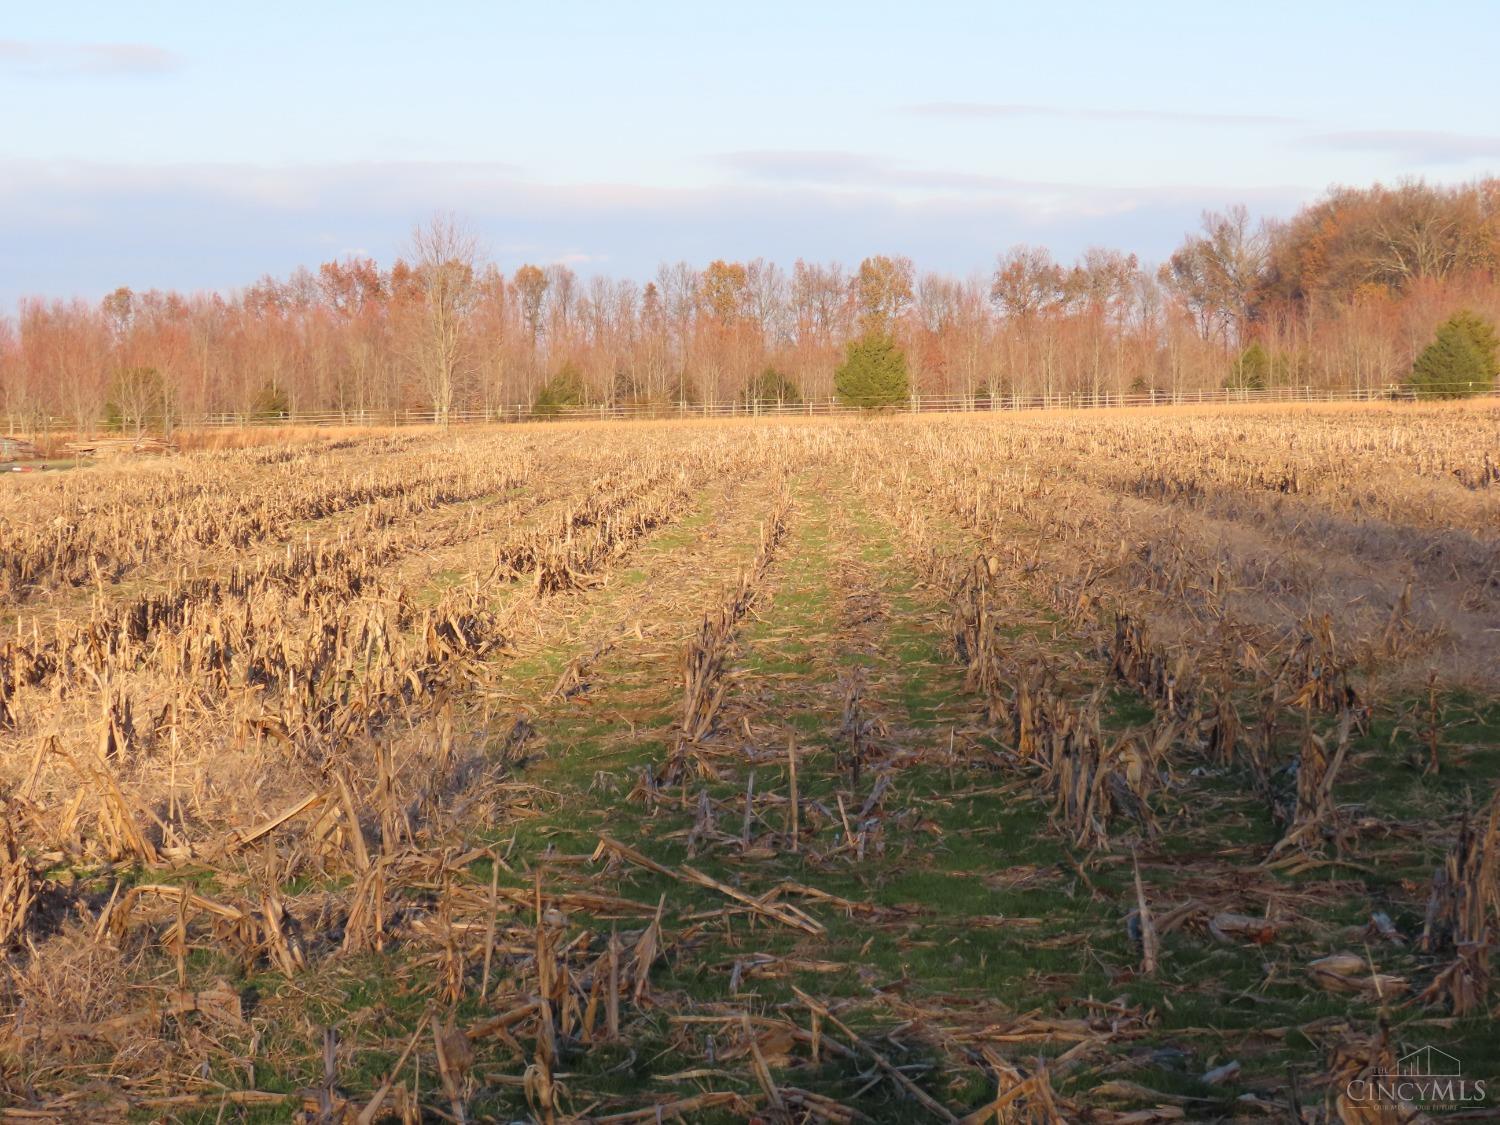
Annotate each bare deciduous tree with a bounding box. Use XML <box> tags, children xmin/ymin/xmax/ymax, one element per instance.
<box><xmin>1162</xmin><ymin>206</ymin><xmax>1267</xmax><ymax>348</ymax></box>
<box><xmin>406</xmin><ymin>214</ymin><xmax>480</xmax><ymax>424</ymax></box>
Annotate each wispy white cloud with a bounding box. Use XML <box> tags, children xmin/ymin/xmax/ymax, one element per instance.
<box><xmin>711</xmin><ymin>149</ymin><xmax>1301</xmax><ymax>217</ymax></box>
<box><xmin>713</xmin><ymin>149</ymin><xmax>1053</xmax><ymax>194</ymax></box>
<box><xmin>1301</xmin><ymin>129</ymin><xmax>1500</xmax><ymax>164</ymax></box>
<box><xmin>0</xmin><ymin>38</ymin><xmax>183</xmax><ymax>76</ymax></box>
<box><xmin>550</xmin><ymin>251</ymin><xmax>608</xmax><ymax>266</ymax></box>
<box><xmin>0</xmin><ymin>159</ymin><xmax>527</xmax><ymax>212</ymax></box>
<box><xmin>908</xmin><ymin>102</ymin><xmax>1299</xmax><ymax>126</ymax></box>
<box><xmin>905</xmin><ymin>106</ymin><xmax>1500</xmax><ymax>168</ymax></box>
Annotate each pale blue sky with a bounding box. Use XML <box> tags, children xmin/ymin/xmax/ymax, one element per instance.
<box><xmin>4</xmin><ymin>1</ymin><xmax>1498</xmax><ymax>303</ymax></box>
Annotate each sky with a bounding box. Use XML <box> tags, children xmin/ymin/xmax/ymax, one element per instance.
<box><xmin>3</xmin><ymin>0</ymin><xmax>1499</xmax><ymax>305</ymax></box>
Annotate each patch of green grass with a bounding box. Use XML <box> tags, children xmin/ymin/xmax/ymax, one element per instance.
<box><xmin>163</xmin><ymin>462</ymin><xmax>1496</xmax><ymax>1119</ymax></box>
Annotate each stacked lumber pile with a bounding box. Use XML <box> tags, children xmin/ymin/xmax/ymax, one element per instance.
<box><xmin>0</xmin><ymin>436</ymin><xmax>41</xmax><ymax>460</ymax></box>
<box><xmin>63</xmin><ymin>434</ymin><xmax>177</xmax><ymax>458</ymax></box>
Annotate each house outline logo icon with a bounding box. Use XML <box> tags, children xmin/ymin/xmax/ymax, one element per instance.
<box><xmin>1350</xmin><ymin>1044</ymin><xmax>1486</xmax><ymax>1108</ymax></box>
<box><xmin>1380</xmin><ymin>1046</ymin><xmax>1462</xmax><ymax>1078</ymax></box>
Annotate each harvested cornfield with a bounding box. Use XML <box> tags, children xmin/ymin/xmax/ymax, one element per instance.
<box><xmin>0</xmin><ymin>401</ymin><xmax>1497</xmax><ymax>1122</ymax></box>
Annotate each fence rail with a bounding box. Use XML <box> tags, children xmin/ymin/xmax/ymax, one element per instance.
<box><xmin>8</xmin><ymin>383</ymin><xmax>1499</xmax><ymax>435</ymax></box>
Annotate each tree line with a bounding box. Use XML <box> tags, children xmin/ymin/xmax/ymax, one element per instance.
<box><xmin>3</xmin><ymin>179</ymin><xmax>1499</xmax><ymax>431</ymax></box>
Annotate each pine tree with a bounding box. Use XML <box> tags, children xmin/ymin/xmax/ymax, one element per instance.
<box><xmin>1225</xmin><ymin>342</ymin><xmax>1271</xmax><ymax>391</ymax></box>
<box><xmin>1446</xmin><ymin>309</ymin><xmax>1499</xmax><ymax>372</ymax></box>
<box><xmin>835</xmin><ymin>336</ymin><xmax>909</xmax><ymax>409</ymax></box>
<box><xmin>1410</xmin><ymin>311</ymin><xmax>1498</xmax><ymax>398</ymax></box>
<box><xmin>534</xmin><ymin>360</ymin><xmax>586</xmax><ymax>414</ymax></box>
<box><xmin>742</xmin><ymin>366</ymin><xmax>802</xmax><ymax>406</ymax></box>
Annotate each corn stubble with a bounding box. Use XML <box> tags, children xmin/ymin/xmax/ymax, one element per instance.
<box><xmin>0</xmin><ymin>402</ymin><xmax>1495</xmax><ymax>1121</ymax></box>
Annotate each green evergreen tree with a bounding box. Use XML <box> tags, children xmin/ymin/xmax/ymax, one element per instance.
<box><xmin>533</xmin><ymin>360</ymin><xmax>587</xmax><ymax>414</ymax></box>
<box><xmin>1446</xmin><ymin>309</ymin><xmax>1499</xmax><ymax>372</ymax></box>
<box><xmin>251</xmin><ymin>381</ymin><xmax>291</xmax><ymax>421</ymax></box>
<box><xmin>1410</xmin><ymin>311</ymin><xmax>1498</xmax><ymax>398</ymax></box>
<box><xmin>835</xmin><ymin>335</ymin><xmax>909</xmax><ymax>409</ymax></box>
<box><xmin>741</xmin><ymin>366</ymin><xmax>802</xmax><ymax>407</ymax></box>
<box><xmin>1225</xmin><ymin>342</ymin><xmax>1271</xmax><ymax>391</ymax></box>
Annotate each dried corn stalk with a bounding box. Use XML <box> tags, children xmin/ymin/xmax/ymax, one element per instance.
<box><xmin>1418</xmin><ymin>792</ymin><xmax>1499</xmax><ymax>1013</ymax></box>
